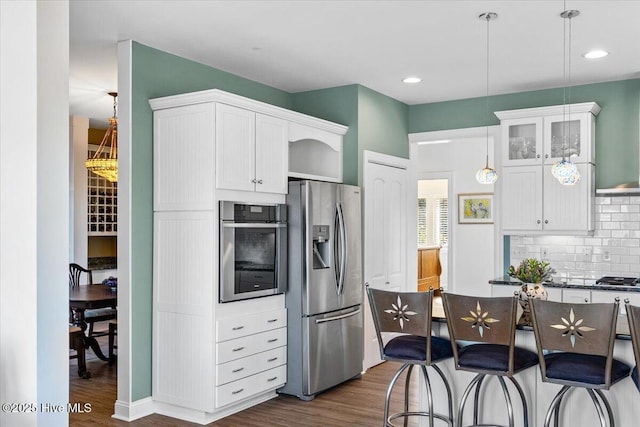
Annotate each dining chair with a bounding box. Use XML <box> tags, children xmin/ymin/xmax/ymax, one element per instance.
<box><xmin>367</xmin><ymin>285</ymin><xmax>454</xmax><ymax>427</ymax></box>
<box><xmin>530</xmin><ymin>298</ymin><xmax>630</xmax><ymax>427</ymax></box>
<box><xmin>69</xmin><ymin>263</ymin><xmax>117</xmax><ymax>337</ymax></box>
<box><xmin>441</xmin><ymin>292</ymin><xmax>538</xmax><ymax>427</ymax></box>
<box><xmin>69</xmin><ymin>325</ymin><xmax>89</xmax><ymax>379</ymax></box>
<box><xmin>625</xmin><ymin>300</ymin><xmax>640</xmax><ymax>392</ymax></box>
<box><xmin>108</xmin><ymin>320</ymin><xmax>117</xmax><ymax>365</ymax></box>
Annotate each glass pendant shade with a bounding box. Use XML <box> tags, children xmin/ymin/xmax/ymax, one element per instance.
<box><xmin>476</xmin><ymin>166</ymin><xmax>498</xmax><ymax>184</ymax></box>
<box><xmin>552</xmin><ymin>158</ymin><xmax>581</xmax><ymax>185</ymax></box>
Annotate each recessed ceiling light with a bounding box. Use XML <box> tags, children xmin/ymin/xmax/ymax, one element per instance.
<box><xmin>402</xmin><ymin>76</ymin><xmax>422</xmax><ymax>84</ymax></box>
<box><xmin>583</xmin><ymin>50</ymin><xmax>609</xmax><ymax>59</ymax></box>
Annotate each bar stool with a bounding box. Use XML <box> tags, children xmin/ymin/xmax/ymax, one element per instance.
<box><xmin>366</xmin><ymin>286</ymin><xmax>454</xmax><ymax>427</ymax></box>
<box><xmin>441</xmin><ymin>292</ymin><xmax>538</xmax><ymax>427</ymax></box>
<box><xmin>625</xmin><ymin>300</ymin><xmax>640</xmax><ymax>392</ymax></box>
<box><xmin>530</xmin><ymin>298</ymin><xmax>630</xmax><ymax>427</ymax></box>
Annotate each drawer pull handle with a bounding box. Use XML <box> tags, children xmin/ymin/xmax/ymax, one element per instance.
<box><xmin>268</xmin><ymin>338</ymin><xmax>278</xmax><ymax>343</ymax></box>
<box><xmin>267</xmin><ymin>319</ymin><xmax>278</xmax><ymax>323</ymax></box>
<box><xmin>267</xmin><ymin>376</ymin><xmax>278</xmax><ymax>382</ymax></box>
<box><xmin>232</xmin><ymin>346</ymin><xmax>245</xmax><ymax>352</ymax></box>
<box><xmin>232</xmin><ymin>326</ymin><xmax>244</xmax><ymax>331</ymax></box>
<box><xmin>232</xmin><ymin>388</ymin><xmax>244</xmax><ymax>395</ymax></box>
<box><xmin>267</xmin><ymin>357</ymin><xmax>278</xmax><ymax>362</ymax></box>
<box><xmin>232</xmin><ymin>367</ymin><xmax>244</xmax><ymax>373</ymax></box>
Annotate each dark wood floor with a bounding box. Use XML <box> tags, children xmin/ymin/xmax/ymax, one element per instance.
<box><xmin>70</xmin><ymin>337</ymin><xmax>422</xmax><ymax>426</ymax></box>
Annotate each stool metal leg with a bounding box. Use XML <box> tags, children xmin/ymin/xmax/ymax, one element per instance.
<box><xmin>497</xmin><ymin>376</ymin><xmax>514</xmax><ymax>427</ymax></box>
<box><xmin>545</xmin><ymin>386</ymin><xmax>571</xmax><ymax>427</ymax></box>
<box><xmin>404</xmin><ymin>364</ymin><xmax>414</xmax><ymax>426</ymax></box>
<box><xmin>385</xmin><ymin>364</ymin><xmax>411</xmax><ymax>427</ymax></box>
<box><xmin>594</xmin><ymin>389</ymin><xmax>614</xmax><ymax>427</ymax></box>
<box><xmin>421</xmin><ymin>366</ymin><xmax>434</xmax><ymax>427</ymax></box>
<box><xmin>432</xmin><ymin>364</ymin><xmax>454</xmax><ymax>425</ymax></box>
<box><xmin>456</xmin><ymin>373</ymin><xmax>483</xmax><ymax>427</ymax></box>
<box><xmin>587</xmin><ymin>389</ymin><xmax>609</xmax><ymax>427</ymax></box>
<box><xmin>507</xmin><ymin>376</ymin><xmax>529</xmax><ymax>427</ymax></box>
<box><xmin>472</xmin><ymin>374</ymin><xmax>486</xmax><ymax>425</ymax></box>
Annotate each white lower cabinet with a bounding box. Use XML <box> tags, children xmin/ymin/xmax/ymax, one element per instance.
<box><xmin>214</xmin><ymin>309</ymin><xmax>287</xmax><ymax>409</ymax></box>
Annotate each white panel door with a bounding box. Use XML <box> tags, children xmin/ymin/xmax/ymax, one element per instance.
<box><xmin>215</xmin><ymin>103</ymin><xmax>255</xmax><ymax>191</ymax></box>
<box><xmin>501</xmin><ymin>166</ymin><xmax>543</xmax><ymax>231</ymax></box>
<box><xmin>363</xmin><ymin>156</ymin><xmax>407</xmax><ymax>370</ymax></box>
<box><xmin>255</xmin><ymin>113</ymin><xmax>288</xmax><ymax>194</ymax></box>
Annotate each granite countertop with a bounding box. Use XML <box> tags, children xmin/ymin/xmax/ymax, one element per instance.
<box><xmin>490</xmin><ymin>276</ymin><xmax>640</xmax><ymax>292</ymax></box>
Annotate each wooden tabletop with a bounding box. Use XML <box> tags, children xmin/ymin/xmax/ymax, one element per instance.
<box><xmin>69</xmin><ymin>284</ymin><xmax>117</xmax><ymax>309</ymax></box>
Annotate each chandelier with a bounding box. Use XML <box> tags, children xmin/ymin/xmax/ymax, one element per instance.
<box><xmin>85</xmin><ymin>92</ymin><xmax>118</xmax><ymax>182</ymax></box>
<box><xmin>476</xmin><ymin>12</ymin><xmax>498</xmax><ymax>184</ymax></box>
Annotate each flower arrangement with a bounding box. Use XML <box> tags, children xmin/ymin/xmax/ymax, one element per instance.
<box><xmin>508</xmin><ymin>258</ymin><xmax>554</xmax><ymax>284</ymax></box>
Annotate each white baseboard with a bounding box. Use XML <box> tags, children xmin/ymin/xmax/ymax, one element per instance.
<box><xmin>112</xmin><ymin>397</ymin><xmax>154</xmax><ymax>422</ymax></box>
<box><xmin>110</xmin><ymin>391</ymin><xmax>277</xmax><ymax>424</ymax></box>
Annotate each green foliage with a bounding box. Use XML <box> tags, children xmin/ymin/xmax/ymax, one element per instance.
<box><xmin>508</xmin><ymin>258</ymin><xmax>554</xmax><ymax>283</ymax></box>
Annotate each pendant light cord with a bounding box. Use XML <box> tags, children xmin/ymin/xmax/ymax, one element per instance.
<box><xmin>485</xmin><ymin>13</ymin><xmax>490</xmax><ymax>168</ymax></box>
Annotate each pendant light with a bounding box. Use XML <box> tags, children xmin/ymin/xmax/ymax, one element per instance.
<box><xmin>551</xmin><ymin>9</ymin><xmax>580</xmax><ymax>186</ymax></box>
<box><xmin>86</xmin><ymin>92</ymin><xmax>118</xmax><ymax>182</ymax></box>
<box><xmin>476</xmin><ymin>12</ymin><xmax>498</xmax><ymax>184</ymax></box>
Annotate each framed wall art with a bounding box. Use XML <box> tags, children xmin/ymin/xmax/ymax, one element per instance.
<box><xmin>458</xmin><ymin>193</ymin><xmax>494</xmax><ymax>224</ymax></box>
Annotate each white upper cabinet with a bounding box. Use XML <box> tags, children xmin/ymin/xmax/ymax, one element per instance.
<box><xmin>150</xmin><ymin>89</ymin><xmax>348</xmax><ymax>201</ymax></box>
<box><xmin>497</xmin><ymin>102</ymin><xmax>600</xmax><ymax>167</ymax></box>
<box><xmin>215</xmin><ymin>104</ymin><xmax>288</xmax><ymax>194</ymax></box>
<box><xmin>153</xmin><ymin>103</ymin><xmax>216</xmax><ymax>211</ymax></box>
<box><xmin>502</xmin><ymin>163</ymin><xmax>594</xmax><ymax>233</ymax></box>
<box><xmin>498</xmin><ymin>102</ymin><xmax>599</xmax><ymax>235</ymax></box>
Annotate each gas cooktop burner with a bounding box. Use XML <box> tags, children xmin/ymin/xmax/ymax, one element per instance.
<box><xmin>595</xmin><ymin>276</ymin><xmax>640</xmax><ymax>286</ymax></box>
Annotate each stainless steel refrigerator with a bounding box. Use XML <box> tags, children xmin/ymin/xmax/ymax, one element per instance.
<box><xmin>279</xmin><ymin>180</ymin><xmax>363</xmax><ymax>400</ymax></box>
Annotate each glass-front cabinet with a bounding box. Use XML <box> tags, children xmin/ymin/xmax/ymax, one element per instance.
<box><xmin>498</xmin><ymin>102</ymin><xmax>600</xmax><ymax>167</ymax></box>
<box><xmin>503</xmin><ymin>117</ymin><xmax>543</xmax><ymax>165</ymax></box>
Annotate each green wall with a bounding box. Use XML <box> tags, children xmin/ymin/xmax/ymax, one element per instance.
<box><xmin>292</xmin><ymin>85</ymin><xmax>409</xmax><ymax>185</ymax></box>
<box><xmin>130</xmin><ymin>42</ymin><xmax>292</xmax><ymax>399</ymax></box>
<box><xmin>291</xmin><ymin>85</ymin><xmax>359</xmax><ymax>185</ymax></box>
<box><xmin>409</xmin><ymin>79</ymin><xmax>640</xmax><ymax>188</ymax></box>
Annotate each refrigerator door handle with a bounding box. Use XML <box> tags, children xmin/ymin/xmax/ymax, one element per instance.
<box><xmin>334</xmin><ymin>202</ymin><xmax>347</xmax><ymax>295</ymax></box>
<box><xmin>315</xmin><ymin>308</ymin><xmax>361</xmax><ymax>324</ymax></box>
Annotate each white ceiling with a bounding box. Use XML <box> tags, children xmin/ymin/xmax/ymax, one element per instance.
<box><xmin>69</xmin><ymin>0</ymin><xmax>640</xmax><ymax>127</ymax></box>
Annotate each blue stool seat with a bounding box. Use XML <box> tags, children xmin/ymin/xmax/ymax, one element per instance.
<box><xmin>632</xmin><ymin>366</ymin><xmax>639</xmax><ymax>391</ymax></box>
<box><xmin>384</xmin><ymin>334</ymin><xmax>453</xmax><ymax>363</ymax></box>
<box><xmin>458</xmin><ymin>343</ymin><xmax>538</xmax><ymax>373</ymax></box>
<box><xmin>544</xmin><ymin>352</ymin><xmax>630</xmax><ymax>386</ymax></box>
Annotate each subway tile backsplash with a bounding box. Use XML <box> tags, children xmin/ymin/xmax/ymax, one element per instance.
<box><xmin>509</xmin><ymin>195</ymin><xmax>640</xmax><ymax>283</ymax></box>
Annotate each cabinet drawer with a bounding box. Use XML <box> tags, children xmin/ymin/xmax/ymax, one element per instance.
<box><xmin>216</xmin><ymin>308</ymin><xmax>286</xmax><ymax>342</ymax></box>
<box><xmin>215</xmin><ymin>365</ymin><xmax>286</xmax><ymax>409</ymax></box>
<box><xmin>216</xmin><ymin>346</ymin><xmax>286</xmax><ymax>386</ymax></box>
<box><xmin>216</xmin><ymin>327</ymin><xmax>287</xmax><ymax>364</ymax></box>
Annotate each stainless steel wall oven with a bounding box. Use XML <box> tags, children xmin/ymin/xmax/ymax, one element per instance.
<box><xmin>219</xmin><ymin>201</ymin><xmax>287</xmax><ymax>303</ymax></box>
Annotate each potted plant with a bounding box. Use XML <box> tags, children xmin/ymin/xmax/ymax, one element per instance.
<box><xmin>508</xmin><ymin>258</ymin><xmax>554</xmax><ymax>325</ymax></box>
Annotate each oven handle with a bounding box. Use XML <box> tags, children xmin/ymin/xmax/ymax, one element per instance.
<box><xmin>222</xmin><ymin>222</ymin><xmax>287</xmax><ymax>229</ymax></box>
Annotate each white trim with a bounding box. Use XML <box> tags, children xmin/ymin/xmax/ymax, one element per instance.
<box><xmin>116</xmin><ymin>39</ymin><xmax>133</xmax><ymax>409</ymax></box>
<box><xmin>149</xmin><ymin>89</ymin><xmax>348</xmax><ymax>135</ymax></box>
<box><xmin>495</xmin><ymin>102</ymin><xmax>601</xmax><ymax>120</ymax></box>
<box><xmin>363</xmin><ymin>150</ymin><xmax>409</xmax><ymax>170</ymax></box>
<box><xmin>112</xmin><ymin>397</ymin><xmax>155</xmax><ymax>422</ymax></box>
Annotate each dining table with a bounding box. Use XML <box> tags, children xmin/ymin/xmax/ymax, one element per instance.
<box><xmin>69</xmin><ymin>284</ymin><xmax>117</xmax><ymax>362</ymax></box>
